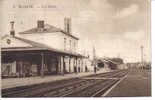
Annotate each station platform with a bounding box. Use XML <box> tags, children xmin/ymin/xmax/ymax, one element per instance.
<box><xmin>2</xmin><ymin>69</ymin><xmax>110</xmax><ymax>89</ymax></box>
<box><xmin>104</xmin><ymin>69</ymin><xmax>151</xmax><ymax>97</ymax></box>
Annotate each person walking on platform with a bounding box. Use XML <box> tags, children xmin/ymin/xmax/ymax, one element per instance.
<box><xmin>94</xmin><ymin>66</ymin><xmax>97</xmax><ymax>74</ymax></box>
<box><xmin>85</xmin><ymin>65</ymin><xmax>88</xmax><ymax>72</ymax></box>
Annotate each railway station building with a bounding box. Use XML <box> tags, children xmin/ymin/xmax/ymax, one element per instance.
<box><xmin>1</xmin><ymin>18</ymin><xmax>90</xmax><ymax>78</ymax></box>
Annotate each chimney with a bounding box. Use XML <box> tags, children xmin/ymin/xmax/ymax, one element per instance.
<box><xmin>64</xmin><ymin>17</ymin><xmax>71</xmax><ymax>34</ymax></box>
<box><xmin>37</xmin><ymin>20</ymin><xmax>44</xmax><ymax>31</ymax></box>
<box><xmin>10</xmin><ymin>21</ymin><xmax>15</xmax><ymax>37</ymax></box>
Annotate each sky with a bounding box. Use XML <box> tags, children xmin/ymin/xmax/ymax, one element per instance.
<box><xmin>0</xmin><ymin>0</ymin><xmax>151</xmax><ymax>63</ymax></box>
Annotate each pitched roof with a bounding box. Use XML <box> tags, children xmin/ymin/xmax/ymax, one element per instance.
<box><xmin>19</xmin><ymin>24</ymin><xmax>79</xmax><ymax>40</ymax></box>
<box><xmin>1</xmin><ymin>35</ymin><xmax>81</xmax><ymax>57</ymax></box>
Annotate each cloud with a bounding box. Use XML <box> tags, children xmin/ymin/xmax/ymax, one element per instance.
<box><xmin>115</xmin><ymin>4</ymin><xmax>139</xmax><ymax>18</ymax></box>
<box><xmin>123</xmin><ymin>30</ymin><xmax>145</xmax><ymax>40</ymax></box>
<box><xmin>78</xmin><ymin>10</ymin><xmax>97</xmax><ymax>23</ymax></box>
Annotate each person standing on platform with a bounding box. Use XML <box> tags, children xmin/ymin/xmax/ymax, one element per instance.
<box><xmin>94</xmin><ymin>66</ymin><xmax>97</xmax><ymax>74</ymax></box>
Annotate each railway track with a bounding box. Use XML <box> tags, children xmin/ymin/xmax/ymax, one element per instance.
<box><xmin>2</xmin><ymin>69</ymin><xmax>128</xmax><ymax>97</ymax></box>
<box><xmin>2</xmin><ymin>78</ymin><xmax>84</xmax><ymax>97</ymax></box>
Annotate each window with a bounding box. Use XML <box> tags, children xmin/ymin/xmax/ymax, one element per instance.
<box><xmin>70</xmin><ymin>40</ymin><xmax>72</xmax><ymax>51</ymax></box>
<box><xmin>74</xmin><ymin>41</ymin><xmax>76</xmax><ymax>52</ymax></box>
<box><xmin>6</xmin><ymin>39</ymin><xmax>11</xmax><ymax>45</ymax></box>
<box><xmin>64</xmin><ymin>38</ymin><xmax>66</xmax><ymax>50</ymax></box>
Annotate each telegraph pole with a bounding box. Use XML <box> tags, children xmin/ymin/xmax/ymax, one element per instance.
<box><xmin>140</xmin><ymin>45</ymin><xmax>144</xmax><ymax>71</ymax></box>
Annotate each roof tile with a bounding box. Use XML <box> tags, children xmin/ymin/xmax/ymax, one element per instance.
<box><xmin>19</xmin><ymin>24</ymin><xmax>79</xmax><ymax>40</ymax></box>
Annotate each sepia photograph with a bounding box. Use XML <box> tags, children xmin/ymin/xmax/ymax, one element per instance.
<box><xmin>0</xmin><ymin>0</ymin><xmax>151</xmax><ymax>98</ymax></box>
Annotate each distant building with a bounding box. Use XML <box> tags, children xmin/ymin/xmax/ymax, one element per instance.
<box><xmin>1</xmin><ymin>18</ymin><xmax>90</xmax><ymax>78</ymax></box>
<box><xmin>97</xmin><ymin>57</ymin><xmax>127</xmax><ymax>70</ymax></box>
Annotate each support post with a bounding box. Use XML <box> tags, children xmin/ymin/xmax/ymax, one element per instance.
<box><xmin>81</xmin><ymin>58</ymin><xmax>83</xmax><ymax>72</ymax></box>
<box><xmin>69</xmin><ymin>56</ymin><xmax>71</xmax><ymax>73</ymax></box>
<box><xmin>63</xmin><ymin>56</ymin><xmax>65</xmax><ymax>75</ymax></box>
<box><xmin>59</xmin><ymin>56</ymin><xmax>61</xmax><ymax>74</ymax></box>
<box><xmin>20</xmin><ymin>61</ymin><xmax>23</xmax><ymax>77</ymax></box>
<box><xmin>76</xmin><ymin>57</ymin><xmax>78</xmax><ymax>74</ymax></box>
<box><xmin>41</xmin><ymin>53</ymin><xmax>44</xmax><ymax>78</ymax></box>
